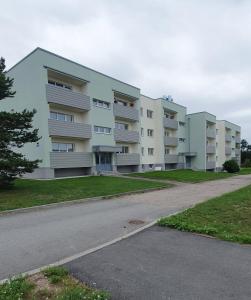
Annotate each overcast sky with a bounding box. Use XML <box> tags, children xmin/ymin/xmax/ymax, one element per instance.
<box><xmin>1</xmin><ymin>0</ymin><xmax>250</xmax><ymax>141</ymax></box>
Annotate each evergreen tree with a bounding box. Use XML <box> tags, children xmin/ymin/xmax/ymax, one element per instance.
<box><xmin>0</xmin><ymin>57</ymin><xmax>41</xmax><ymax>187</ymax></box>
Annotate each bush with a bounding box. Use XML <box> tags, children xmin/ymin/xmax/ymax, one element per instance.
<box><xmin>223</xmin><ymin>160</ymin><xmax>240</xmax><ymax>173</ymax></box>
<box><xmin>0</xmin><ymin>277</ymin><xmax>34</xmax><ymax>300</ymax></box>
<box><xmin>242</xmin><ymin>159</ymin><xmax>251</xmax><ymax>168</ymax></box>
<box><xmin>43</xmin><ymin>266</ymin><xmax>68</xmax><ymax>284</ymax></box>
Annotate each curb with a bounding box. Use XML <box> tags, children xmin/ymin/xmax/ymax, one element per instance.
<box><xmin>0</xmin><ymin>186</ymin><xmax>170</xmax><ymax>217</ymax></box>
<box><xmin>0</xmin><ymin>208</ymin><xmax>186</xmax><ymax>284</ymax></box>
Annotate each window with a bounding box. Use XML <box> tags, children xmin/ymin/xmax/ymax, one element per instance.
<box><xmin>179</xmin><ymin>138</ymin><xmax>185</xmax><ymax>142</ymax></box>
<box><xmin>94</xmin><ymin>126</ymin><xmax>111</xmax><ymax>134</ymax></box>
<box><xmin>50</xmin><ymin>111</ymin><xmax>74</xmax><ymax>122</ymax></box>
<box><xmin>114</xmin><ymin>98</ymin><xmax>127</xmax><ymax>106</ymax></box>
<box><xmin>147</xmin><ymin>109</ymin><xmax>153</xmax><ymax>118</ymax></box>
<box><xmin>164</xmin><ymin>111</ymin><xmax>175</xmax><ymax>119</ymax></box>
<box><xmin>115</xmin><ymin>122</ymin><xmax>128</xmax><ymax>130</ymax></box>
<box><xmin>141</xmin><ymin>147</ymin><xmax>144</xmax><ymax>156</ymax></box>
<box><xmin>48</xmin><ymin>80</ymin><xmax>72</xmax><ymax>90</ymax></box>
<box><xmin>179</xmin><ymin>122</ymin><xmax>185</xmax><ymax>127</ymax></box>
<box><xmin>141</xmin><ymin>128</ymin><xmax>144</xmax><ymax>137</ymax></box>
<box><xmin>216</xmin><ymin>129</ymin><xmax>219</xmax><ymax>135</ymax></box>
<box><xmin>164</xmin><ymin>130</ymin><xmax>170</xmax><ymax>136</ymax></box>
<box><xmin>93</xmin><ymin>99</ymin><xmax>110</xmax><ymax>109</ymax></box>
<box><xmin>52</xmin><ymin>143</ymin><xmax>74</xmax><ymax>152</ymax></box>
<box><xmin>148</xmin><ymin>148</ymin><xmax>154</xmax><ymax>155</ymax></box>
<box><xmin>118</xmin><ymin>146</ymin><xmax>129</xmax><ymax>154</ymax></box>
<box><xmin>147</xmin><ymin>129</ymin><xmax>154</xmax><ymax>137</ymax></box>
<box><xmin>165</xmin><ymin>147</ymin><xmax>170</xmax><ymax>154</ymax></box>
<box><xmin>140</xmin><ymin>107</ymin><xmax>143</xmax><ymax>116</ymax></box>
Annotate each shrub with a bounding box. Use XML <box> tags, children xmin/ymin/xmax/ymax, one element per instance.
<box><xmin>223</xmin><ymin>160</ymin><xmax>240</xmax><ymax>173</ymax></box>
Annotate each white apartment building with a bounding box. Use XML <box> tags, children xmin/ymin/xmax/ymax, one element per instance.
<box><xmin>0</xmin><ymin>48</ymin><xmax>241</xmax><ymax>178</ymax></box>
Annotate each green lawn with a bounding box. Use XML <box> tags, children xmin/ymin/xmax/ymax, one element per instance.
<box><xmin>158</xmin><ymin>185</ymin><xmax>251</xmax><ymax>244</ymax></box>
<box><xmin>130</xmin><ymin>169</ymin><xmax>233</xmax><ymax>183</ymax></box>
<box><xmin>0</xmin><ymin>176</ymin><xmax>170</xmax><ymax>212</ymax></box>
<box><xmin>239</xmin><ymin>168</ymin><xmax>251</xmax><ymax>175</ymax></box>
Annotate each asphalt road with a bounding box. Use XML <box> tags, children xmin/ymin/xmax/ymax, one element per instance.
<box><xmin>67</xmin><ymin>226</ymin><xmax>251</xmax><ymax>300</ymax></box>
<box><xmin>0</xmin><ymin>174</ymin><xmax>250</xmax><ymax>280</ymax></box>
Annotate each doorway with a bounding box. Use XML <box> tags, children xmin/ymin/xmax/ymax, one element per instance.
<box><xmin>95</xmin><ymin>152</ymin><xmax>112</xmax><ymax>172</ymax></box>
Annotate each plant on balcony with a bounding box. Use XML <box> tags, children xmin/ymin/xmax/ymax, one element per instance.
<box><xmin>223</xmin><ymin>159</ymin><xmax>240</xmax><ymax>173</ymax></box>
<box><xmin>0</xmin><ymin>57</ymin><xmax>41</xmax><ymax>188</ymax></box>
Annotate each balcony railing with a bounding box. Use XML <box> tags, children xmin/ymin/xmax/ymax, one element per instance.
<box><xmin>206</xmin><ymin>128</ymin><xmax>216</xmax><ymax>139</ymax></box>
<box><xmin>206</xmin><ymin>161</ymin><xmax>216</xmax><ymax>169</ymax></box>
<box><xmin>225</xmin><ymin>147</ymin><xmax>232</xmax><ymax>155</ymax></box>
<box><xmin>116</xmin><ymin>153</ymin><xmax>140</xmax><ymax>166</ymax></box>
<box><xmin>206</xmin><ymin>145</ymin><xmax>216</xmax><ymax>154</ymax></box>
<box><xmin>48</xmin><ymin>119</ymin><xmax>92</xmax><ymax>139</ymax></box>
<box><xmin>46</xmin><ymin>84</ymin><xmax>91</xmax><ymax>111</ymax></box>
<box><xmin>236</xmin><ymin>136</ymin><xmax>241</xmax><ymax>143</ymax></box>
<box><xmin>164</xmin><ymin>154</ymin><xmax>178</xmax><ymax>163</ymax></box>
<box><xmin>114</xmin><ymin>128</ymin><xmax>139</xmax><ymax>143</ymax></box>
<box><xmin>235</xmin><ymin>148</ymin><xmax>240</xmax><ymax>156</ymax></box>
<box><xmin>50</xmin><ymin>152</ymin><xmax>93</xmax><ymax>168</ymax></box>
<box><xmin>164</xmin><ymin>136</ymin><xmax>178</xmax><ymax>147</ymax></box>
<box><xmin>225</xmin><ymin>134</ymin><xmax>232</xmax><ymax>142</ymax></box>
<box><xmin>113</xmin><ymin>103</ymin><xmax>139</xmax><ymax>122</ymax></box>
<box><xmin>163</xmin><ymin>118</ymin><xmax>178</xmax><ymax>130</ymax></box>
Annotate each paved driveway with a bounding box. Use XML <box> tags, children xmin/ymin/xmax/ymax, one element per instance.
<box><xmin>0</xmin><ymin>174</ymin><xmax>250</xmax><ymax>280</ymax></box>
<box><xmin>66</xmin><ymin>226</ymin><xmax>251</xmax><ymax>300</ymax></box>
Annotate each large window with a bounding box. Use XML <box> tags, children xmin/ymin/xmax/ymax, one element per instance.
<box><xmin>52</xmin><ymin>143</ymin><xmax>74</xmax><ymax>152</ymax></box>
<box><xmin>48</xmin><ymin>80</ymin><xmax>72</xmax><ymax>90</ymax></box>
<box><xmin>147</xmin><ymin>109</ymin><xmax>153</xmax><ymax>118</ymax></box>
<box><xmin>94</xmin><ymin>126</ymin><xmax>111</xmax><ymax>134</ymax></box>
<box><xmin>93</xmin><ymin>99</ymin><xmax>110</xmax><ymax>109</ymax></box>
<box><xmin>50</xmin><ymin>111</ymin><xmax>74</xmax><ymax>122</ymax></box>
<box><xmin>115</xmin><ymin>122</ymin><xmax>128</xmax><ymax>130</ymax></box>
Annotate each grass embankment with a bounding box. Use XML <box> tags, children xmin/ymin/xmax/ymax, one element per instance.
<box><xmin>0</xmin><ymin>266</ymin><xmax>109</xmax><ymax>300</ymax></box>
<box><xmin>130</xmin><ymin>169</ymin><xmax>233</xmax><ymax>183</ymax></box>
<box><xmin>158</xmin><ymin>185</ymin><xmax>251</xmax><ymax>244</ymax></box>
<box><xmin>0</xmin><ymin>176</ymin><xmax>169</xmax><ymax>212</ymax></box>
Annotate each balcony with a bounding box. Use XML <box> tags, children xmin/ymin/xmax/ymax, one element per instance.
<box><xmin>46</xmin><ymin>84</ymin><xmax>91</xmax><ymax>111</ymax></box>
<box><xmin>48</xmin><ymin>119</ymin><xmax>92</xmax><ymax>139</ymax></box>
<box><xmin>50</xmin><ymin>152</ymin><xmax>93</xmax><ymax>168</ymax></box>
<box><xmin>164</xmin><ymin>154</ymin><xmax>178</xmax><ymax>164</ymax></box>
<box><xmin>225</xmin><ymin>147</ymin><xmax>232</xmax><ymax>155</ymax></box>
<box><xmin>235</xmin><ymin>148</ymin><xmax>240</xmax><ymax>156</ymax></box>
<box><xmin>163</xmin><ymin>118</ymin><xmax>178</xmax><ymax>130</ymax></box>
<box><xmin>206</xmin><ymin>128</ymin><xmax>216</xmax><ymax>139</ymax></box>
<box><xmin>164</xmin><ymin>136</ymin><xmax>178</xmax><ymax>147</ymax></box>
<box><xmin>116</xmin><ymin>153</ymin><xmax>140</xmax><ymax>166</ymax></box>
<box><xmin>236</xmin><ymin>136</ymin><xmax>241</xmax><ymax>143</ymax></box>
<box><xmin>206</xmin><ymin>161</ymin><xmax>216</xmax><ymax>169</ymax></box>
<box><xmin>114</xmin><ymin>128</ymin><xmax>139</xmax><ymax>143</ymax></box>
<box><xmin>113</xmin><ymin>103</ymin><xmax>139</xmax><ymax>122</ymax></box>
<box><xmin>206</xmin><ymin>145</ymin><xmax>216</xmax><ymax>154</ymax></box>
<box><xmin>225</xmin><ymin>134</ymin><xmax>232</xmax><ymax>142</ymax></box>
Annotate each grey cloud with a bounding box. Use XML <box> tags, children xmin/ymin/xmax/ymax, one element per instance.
<box><xmin>1</xmin><ymin>0</ymin><xmax>250</xmax><ymax>141</ymax></box>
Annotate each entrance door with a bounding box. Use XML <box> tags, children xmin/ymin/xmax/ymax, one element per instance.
<box><xmin>186</xmin><ymin>157</ymin><xmax>191</xmax><ymax>168</ymax></box>
<box><xmin>95</xmin><ymin>152</ymin><xmax>112</xmax><ymax>172</ymax></box>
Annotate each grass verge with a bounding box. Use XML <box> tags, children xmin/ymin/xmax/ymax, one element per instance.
<box><xmin>0</xmin><ymin>266</ymin><xmax>110</xmax><ymax>300</ymax></box>
<box><xmin>0</xmin><ymin>176</ymin><xmax>170</xmax><ymax>212</ymax></box>
<box><xmin>130</xmin><ymin>169</ymin><xmax>233</xmax><ymax>183</ymax></box>
<box><xmin>158</xmin><ymin>185</ymin><xmax>251</xmax><ymax>244</ymax></box>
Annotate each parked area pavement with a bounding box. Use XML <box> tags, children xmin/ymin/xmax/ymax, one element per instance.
<box><xmin>0</xmin><ymin>174</ymin><xmax>250</xmax><ymax>280</ymax></box>
<box><xmin>66</xmin><ymin>226</ymin><xmax>251</xmax><ymax>300</ymax></box>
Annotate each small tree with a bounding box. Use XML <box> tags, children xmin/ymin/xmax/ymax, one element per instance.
<box><xmin>223</xmin><ymin>160</ymin><xmax>240</xmax><ymax>173</ymax></box>
<box><xmin>0</xmin><ymin>57</ymin><xmax>41</xmax><ymax>187</ymax></box>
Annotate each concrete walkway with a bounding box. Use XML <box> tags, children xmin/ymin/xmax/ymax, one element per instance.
<box><xmin>0</xmin><ymin>174</ymin><xmax>250</xmax><ymax>280</ymax></box>
<box><xmin>67</xmin><ymin>226</ymin><xmax>251</xmax><ymax>300</ymax></box>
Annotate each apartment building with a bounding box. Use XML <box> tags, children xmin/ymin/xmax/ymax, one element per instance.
<box><xmin>186</xmin><ymin>112</ymin><xmax>217</xmax><ymax>170</ymax></box>
<box><xmin>140</xmin><ymin>95</ymin><xmax>187</xmax><ymax>171</ymax></box>
<box><xmin>0</xmin><ymin>48</ymin><xmax>241</xmax><ymax>178</ymax></box>
<box><xmin>216</xmin><ymin>120</ymin><xmax>241</xmax><ymax>169</ymax></box>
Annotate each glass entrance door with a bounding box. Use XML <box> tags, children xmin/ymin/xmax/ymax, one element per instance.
<box><xmin>95</xmin><ymin>152</ymin><xmax>112</xmax><ymax>172</ymax></box>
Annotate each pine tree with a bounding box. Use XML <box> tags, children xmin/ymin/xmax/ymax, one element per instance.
<box><xmin>0</xmin><ymin>57</ymin><xmax>41</xmax><ymax>187</ymax></box>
